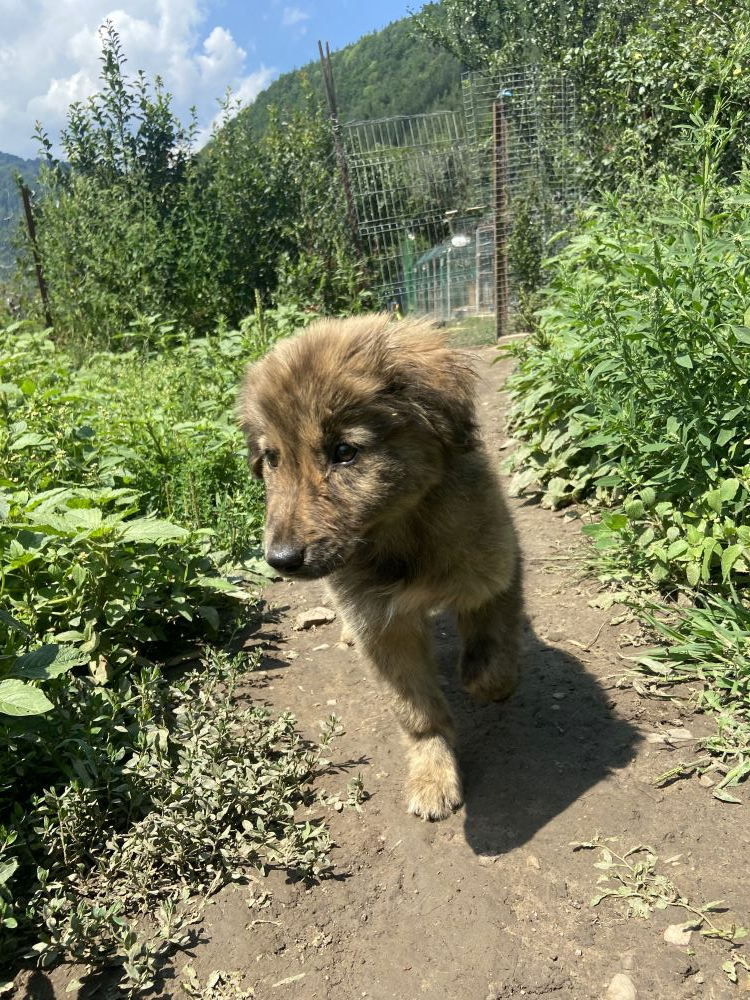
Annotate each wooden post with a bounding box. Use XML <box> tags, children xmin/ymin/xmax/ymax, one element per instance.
<box><xmin>18</xmin><ymin>180</ymin><xmax>53</xmax><ymax>330</ymax></box>
<box><xmin>493</xmin><ymin>92</ymin><xmax>510</xmax><ymax>341</ymax></box>
<box><xmin>318</xmin><ymin>40</ymin><xmax>365</xmax><ymax>262</ymax></box>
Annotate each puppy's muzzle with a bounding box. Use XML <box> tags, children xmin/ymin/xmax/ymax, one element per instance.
<box><xmin>266</xmin><ymin>543</ymin><xmax>305</xmax><ymax>573</ymax></box>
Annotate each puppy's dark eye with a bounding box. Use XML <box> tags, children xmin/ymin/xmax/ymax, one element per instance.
<box><xmin>264</xmin><ymin>449</ymin><xmax>279</xmax><ymax>469</ymax></box>
<box><xmin>332</xmin><ymin>442</ymin><xmax>359</xmax><ymax>465</ymax></box>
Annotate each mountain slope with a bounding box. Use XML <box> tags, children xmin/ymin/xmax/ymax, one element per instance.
<box><xmin>242</xmin><ymin>17</ymin><xmax>464</xmax><ymax>135</ymax></box>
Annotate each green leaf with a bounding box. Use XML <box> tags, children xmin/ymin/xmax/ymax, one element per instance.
<box><xmin>119</xmin><ymin>517</ymin><xmax>188</xmax><ymax>544</ymax></box>
<box><xmin>637</xmin><ymin>527</ymin><xmax>655</xmax><ymax>547</ymax></box>
<box><xmin>686</xmin><ymin>563</ymin><xmax>701</xmax><ymax>587</ymax></box>
<box><xmin>605</xmin><ymin>513</ymin><xmax>628</xmax><ymax>530</ymax></box>
<box><xmin>197</xmin><ymin>606</ymin><xmax>220</xmax><ymax>631</ymax></box>
<box><xmin>722</xmin><ymin>960</ymin><xmax>739</xmax><ymax>983</ymax></box>
<box><xmin>0</xmin><ymin>859</ymin><xmax>18</xmax><ymax>886</ymax></box>
<box><xmin>9</xmin><ymin>432</ymin><xmax>50</xmax><ymax>451</ymax></box>
<box><xmin>0</xmin><ymin>679</ymin><xmax>54</xmax><ymax>716</ymax></box>
<box><xmin>719</xmin><ymin>478</ymin><xmax>740</xmax><ymax>502</ymax></box>
<box><xmin>705</xmin><ymin>490</ymin><xmax>722</xmax><ymax>514</ymax></box>
<box><xmin>9</xmin><ymin>644</ymin><xmax>88</xmax><ymax>680</ymax></box>
<box><xmin>667</xmin><ymin>539</ymin><xmax>689</xmax><ymax>560</ymax></box>
<box><xmin>0</xmin><ymin>609</ymin><xmax>32</xmax><ymax>637</ymax></box>
<box><xmin>713</xmin><ymin>786</ymin><xmax>742</xmax><ymax>804</ymax></box>
<box><xmin>629</xmin><ymin>897</ymin><xmax>651</xmax><ymax>918</ymax></box>
<box><xmin>595</xmin><ymin>475</ymin><xmax>623</xmax><ymax>487</ymax></box>
<box><xmin>674</xmin><ymin>354</ymin><xmax>693</xmax><ymax>369</ymax></box>
<box><xmin>702</xmin><ymin>539</ymin><xmax>718</xmax><ymax>580</ymax></box>
<box><xmin>720</xmin><ymin>544</ymin><xmax>743</xmax><ymax>582</ymax></box>
<box><xmin>716</xmin><ymin>428</ymin><xmax>736</xmax><ymax>448</ymax></box>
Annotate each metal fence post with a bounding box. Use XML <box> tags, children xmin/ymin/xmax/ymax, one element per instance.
<box><xmin>493</xmin><ymin>91</ymin><xmax>510</xmax><ymax>341</ymax></box>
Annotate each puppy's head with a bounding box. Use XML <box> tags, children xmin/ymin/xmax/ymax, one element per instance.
<box><xmin>238</xmin><ymin>314</ymin><xmax>478</xmax><ymax>579</ymax></box>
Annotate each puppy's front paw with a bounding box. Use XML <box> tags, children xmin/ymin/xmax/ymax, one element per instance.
<box><xmin>407</xmin><ymin>774</ymin><xmax>463</xmax><ymax>820</ymax></box>
<box><xmin>406</xmin><ymin>738</ymin><xmax>463</xmax><ymax>820</ymax></box>
<box><xmin>339</xmin><ymin>625</ymin><xmax>355</xmax><ymax>646</ymax></box>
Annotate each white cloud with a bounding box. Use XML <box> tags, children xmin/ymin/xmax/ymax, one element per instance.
<box><xmin>0</xmin><ymin>0</ymin><xmax>275</xmax><ymax>158</ymax></box>
<box><xmin>281</xmin><ymin>5</ymin><xmax>310</xmax><ymax>29</ymax></box>
<box><xmin>198</xmin><ymin>27</ymin><xmax>246</xmax><ymax>83</ymax></box>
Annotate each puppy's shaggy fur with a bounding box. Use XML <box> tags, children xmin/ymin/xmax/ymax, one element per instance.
<box><xmin>239</xmin><ymin>314</ymin><xmax>522</xmax><ymax>820</ymax></box>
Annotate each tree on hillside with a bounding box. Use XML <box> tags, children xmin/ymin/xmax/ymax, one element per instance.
<box><xmin>413</xmin><ymin>0</ymin><xmax>750</xmax><ymax>187</ymax></box>
<box><xmin>241</xmin><ymin>18</ymin><xmax>463</xmax><ymax>138</ymax></box>
<box><xmin>29</xmin><ymin>25</ymin><xmax>364</xmax><ymax>345</ymax></box>
<box><xmin>412</xmin><ymin>0</ymin><xmax>648</xmax><ymax>71</ymax></box>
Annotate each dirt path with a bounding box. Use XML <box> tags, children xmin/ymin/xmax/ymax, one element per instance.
<box><xmin>57</xmin><ymin>346</ymin><xmax>745</xmax><ymax>1000</ymax></box>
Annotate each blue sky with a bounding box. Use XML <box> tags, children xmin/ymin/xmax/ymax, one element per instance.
<box><xmin>0</xmin><ymin>0</ymin><xmax>424</xmax><ymax>159</ymax></box>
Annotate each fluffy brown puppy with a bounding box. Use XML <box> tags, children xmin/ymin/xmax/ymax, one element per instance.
<box><xmin>239</xmin><ymin>314</ymin><xmax>522</xmax><ymax>820</ymax></box>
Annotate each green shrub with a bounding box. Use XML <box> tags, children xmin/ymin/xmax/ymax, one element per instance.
<box><xmin>0</xmin><ymin>308</ymin><xmax>296</xmax><ymax>709</ymax></box>
<box><xmin>507</xmin><ymin>101</ymin><xmax>750</xmax><ymax>594</ymax></box>
<box><xmin>0</xmin><ymin>307</ymin><xmax>358</xmax><ymax>988</ymax></box>
<box><xmin>0</xmin><ymin>651</ymin><xmax>340</xmax><ymax>987</ymax></box>
<box><xmin>505</xmin><ymin>95</ymin><xmax>750</xmax><ymax>794</ymax></box>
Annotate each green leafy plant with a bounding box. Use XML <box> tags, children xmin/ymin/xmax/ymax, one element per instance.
<box><xmin>26</xmin><ymin>27</ymin><xmax>364</xmax><ymax>347</ymax></box>
<box><xmin>504</xmin><ymin>91</ymin><xmax>750</xmax><ymax>798</ymax></box>
<box><xmin>0</xmin><ymin>651</ymin><xmax>344</xmax><ymax>991</ymax></box>
<box><xmin>573</xmin><ymin>836</ymin><xmax>749</xmax><ymax>986</ymax></box>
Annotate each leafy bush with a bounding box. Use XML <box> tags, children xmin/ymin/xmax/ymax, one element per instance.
<box><xmin>0</xmin><ymin>305</ymin><xmax>357</xmax><ymax>989</ymax></box>
<box><xmin>575</xmin><ymin>0</ymin><xmax>750</xmax><ymax>186</ymax></box>
<box><xmin>2</xmin><ymin>485</ymin><xmax>239</xmax><ymax>677</ymax></box>
<box><xmin>415</xmin><ymin>0</ymin><xmax>750</xmax><ymax>190</ymax></box>
<box><xmin>504</xmin><ymin>96</ymin><xmax>750</xmax><ymax>794</ymax></box>
<box><xmin>1</xmin><ymin>304</ymin><xmax>275</xmax><ymax>758</ymax></box>
<box><xmin>0</xmin><ymin>317</ymin><xmax>269</xmax><ymax>700</ymax></box>
<box><xmin>0</xmin><ymin>650</ymin><xmax>340</xmax><ymax>989</ymax></box>
<box><xmin>506</xmin><ymin>101</ymin><xmax>750</xmax><ymax>596</ymax></box>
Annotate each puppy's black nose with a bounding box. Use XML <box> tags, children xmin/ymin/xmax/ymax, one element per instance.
<box><xmin>266</xmin><ymin>545</ymin><xmax>305</xmax><ymax>572</ymax></box>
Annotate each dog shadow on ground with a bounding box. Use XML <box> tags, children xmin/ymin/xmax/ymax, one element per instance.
<box><xmin>433</xmin><ymin>617</ymin><xmax>641</xmax><ymax>856</ymax></box>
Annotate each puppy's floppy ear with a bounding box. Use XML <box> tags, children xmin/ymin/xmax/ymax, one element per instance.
<box><xmin>385</xmin><ymin>323</ymin><xmax>479</xmax><ymax>452</ymax></box>
<box><xmin>237</xmin><ymin>366</ymin><xmax>265</xmax><ymax>479</ymax></box>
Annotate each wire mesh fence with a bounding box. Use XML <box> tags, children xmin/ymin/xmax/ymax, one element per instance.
<box><xmin>343</xmin><ymin>111</ymin><xmax>478</xmax><ymax>311</ymax></box>
<box><xmin>343</xmin><ymin>65</ymin><xmax>580</xmax><ymax>330</ymax></box>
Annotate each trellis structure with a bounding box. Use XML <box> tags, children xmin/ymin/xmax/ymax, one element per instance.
<box><xmin>343</xmin><ymin>66</ymin><xmax>579</xmax><ymax>328</ymax></box>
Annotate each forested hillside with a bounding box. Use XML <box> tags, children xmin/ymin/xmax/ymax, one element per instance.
<box><xmin>0</xmin><ymin>151</ymin><xmax>40</xmax><ymax>267</ymax></box>
<box><xmin>242</xmin><ymin>17</ymin><xmax>463</xmax><ymax>135</ymax></box>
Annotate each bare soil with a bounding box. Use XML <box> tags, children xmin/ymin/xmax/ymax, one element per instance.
<box><xmin>32</xmin><ymin>347</ymin><xmax>750</xmax><ymax>999</ymax></box>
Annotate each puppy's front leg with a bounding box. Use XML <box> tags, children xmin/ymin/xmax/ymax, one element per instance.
<box><xmin>358</xmin><ymin>613</ymin><xmax>463</xmax><ymax>820</ymax></box>
<box><xmin>458</xmin><ymin>558</ymin><xmax>523</xmax><ymax>704</ymax></box>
